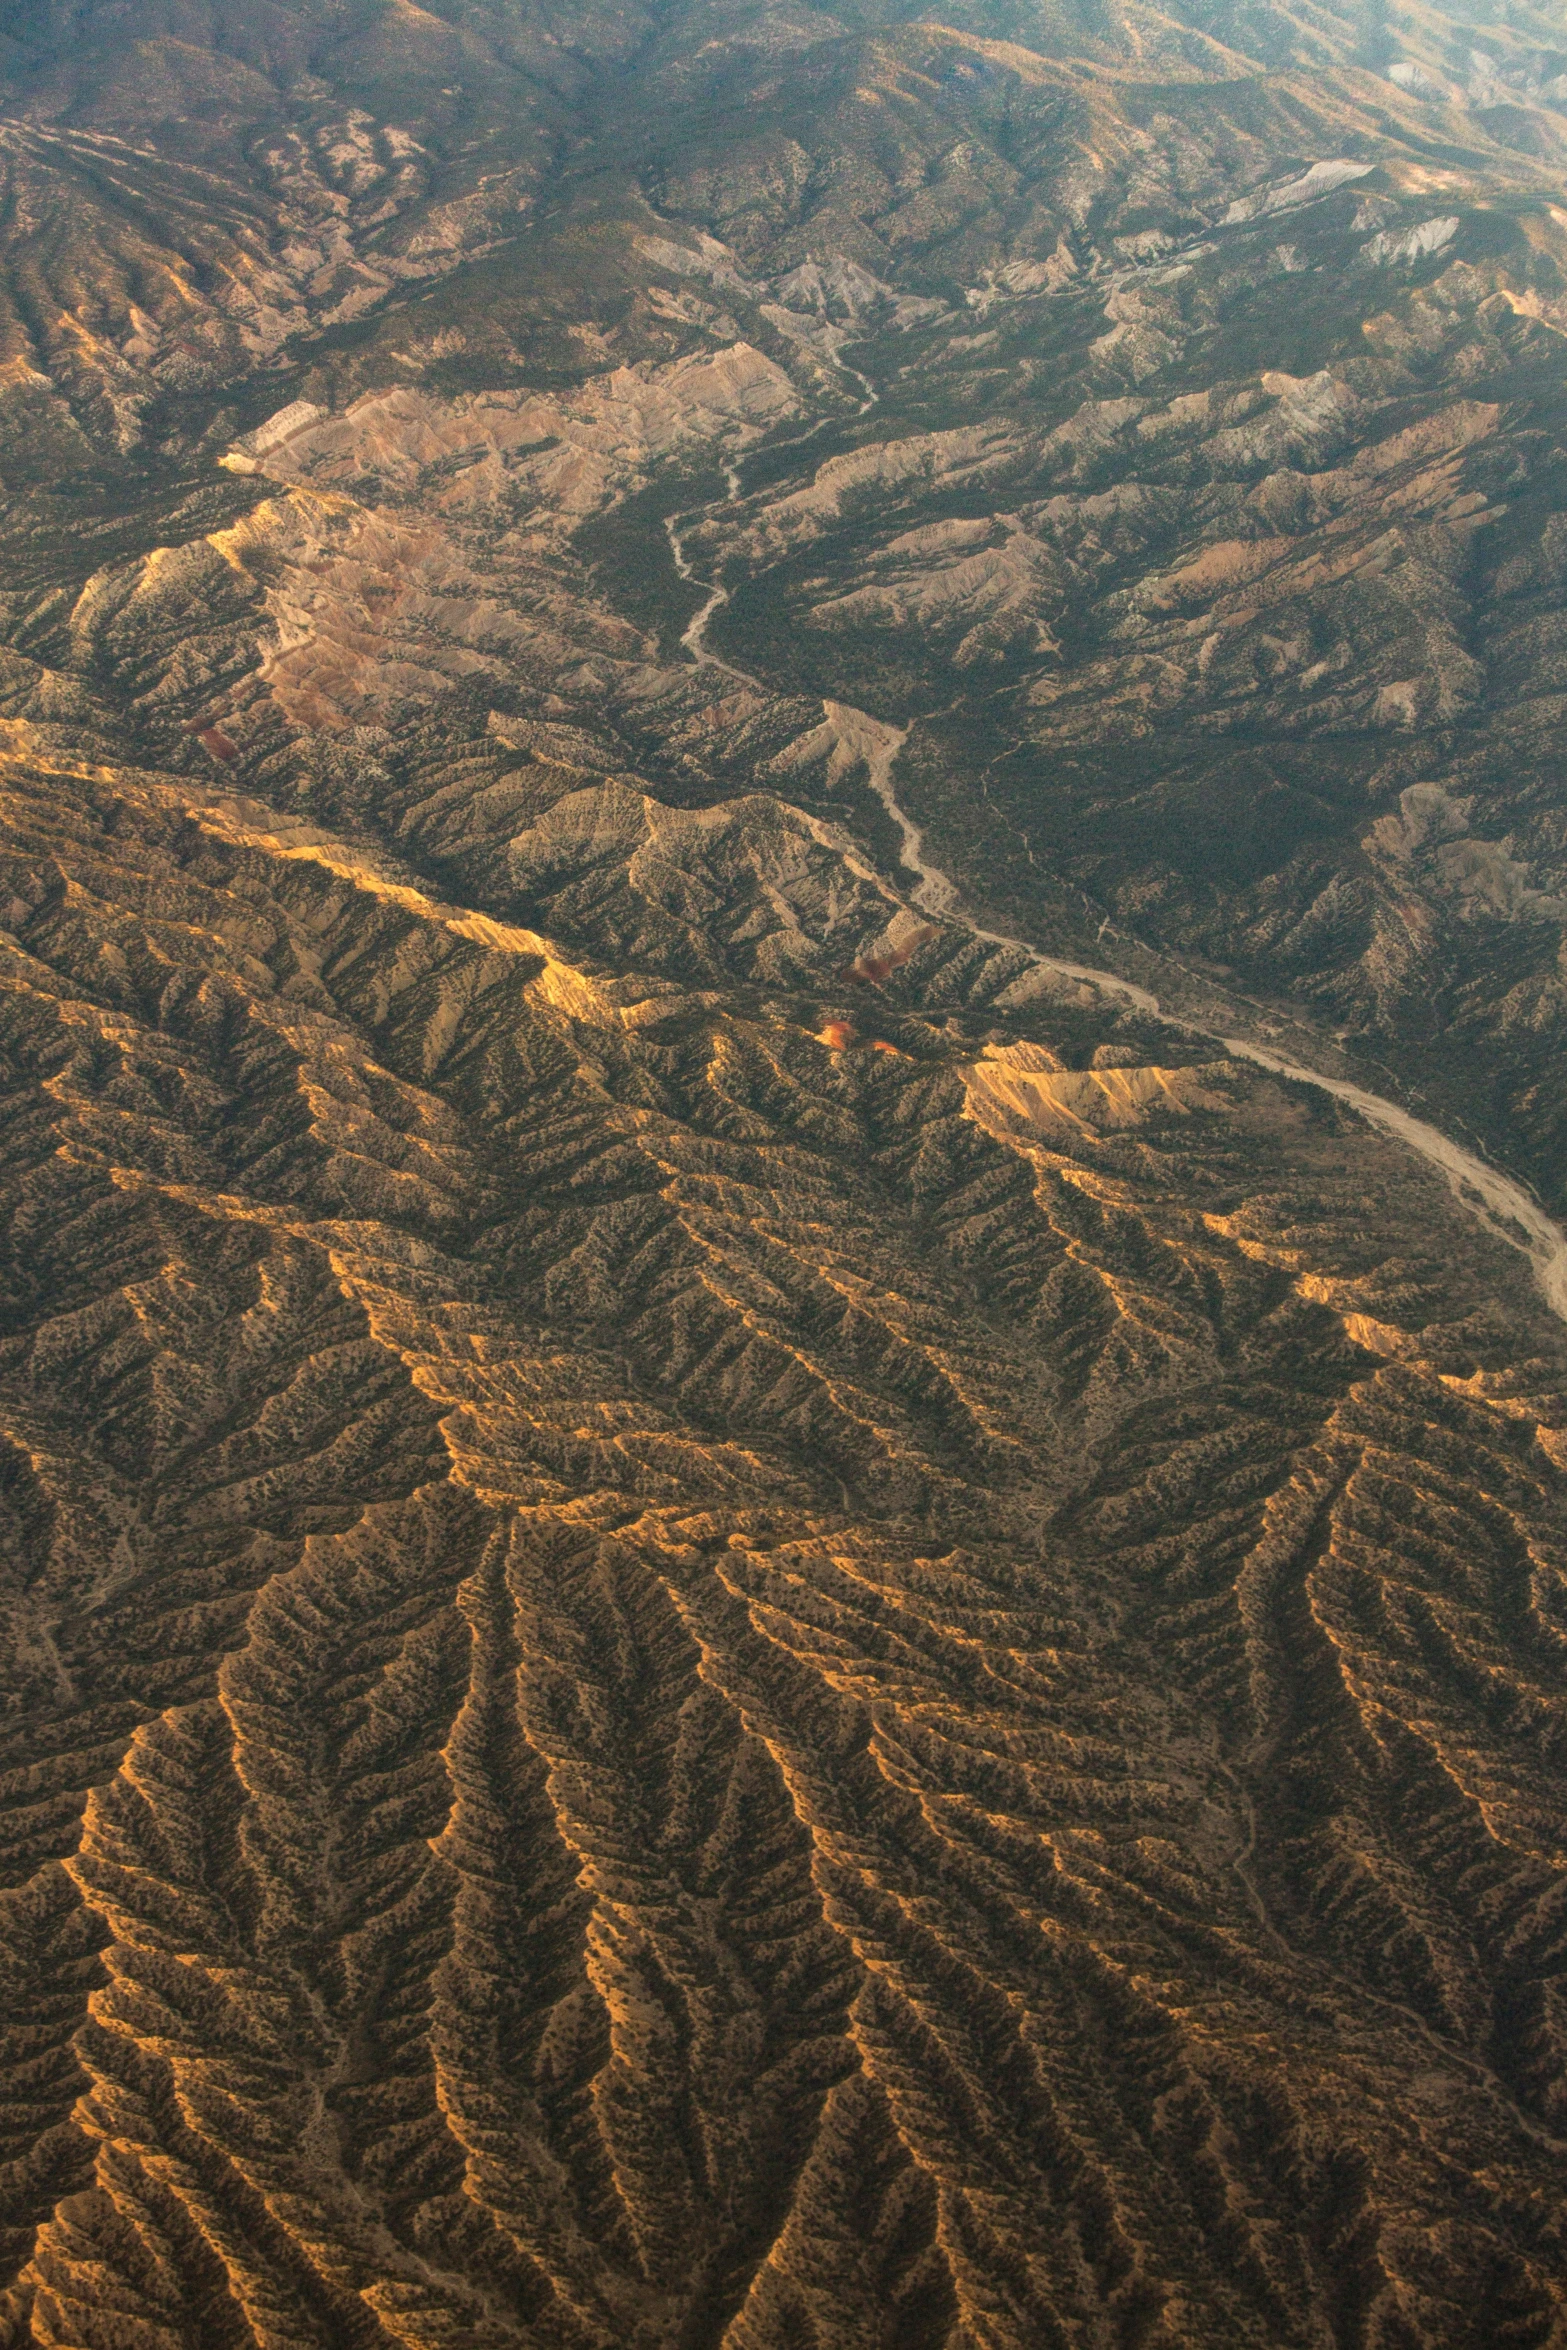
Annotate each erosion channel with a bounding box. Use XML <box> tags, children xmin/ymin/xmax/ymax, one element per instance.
<box><xmin>669</xmin><ymin>363</ymin><xmax>1567</xmax><ymax>1328</ymax></box>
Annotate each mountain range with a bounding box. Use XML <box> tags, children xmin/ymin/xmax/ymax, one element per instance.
<box><xmin>1</xmin><ymin>2</ymin><xmax>1567</xmax><ymax>2343</ymax></box>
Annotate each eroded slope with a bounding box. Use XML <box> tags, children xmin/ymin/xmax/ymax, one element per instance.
<box><xmin>2</xmin><ymin>1</ymin><xmax>1567</xmax><ymax>2343</ymax></box>
<box><xmin>0</xmin><ymin>716</ymin><xmax>1566</xmax><ymax>2347</ymax></box>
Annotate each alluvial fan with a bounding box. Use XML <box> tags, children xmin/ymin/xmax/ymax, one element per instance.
<box><xmin>2</xmin><ymin>0</ymin><xmax>1567</xmax><ymax>2344</ymax></box>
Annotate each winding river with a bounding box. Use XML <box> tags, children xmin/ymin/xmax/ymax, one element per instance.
<box><xmin>666</xmin><ymin>355</ymin><xmax>1567</xmax><ymax>1326</ymax></box>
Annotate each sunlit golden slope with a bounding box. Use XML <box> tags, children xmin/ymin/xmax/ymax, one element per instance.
<box><xmin>3</xmin><ymin>0</ymin><xmax>1567</xmax><ymax>2341</ymax></box>
<box><xmin>0</xmin><ymin>723</ymin><xmax>1565</xmax><ymax>2347</ymax></box>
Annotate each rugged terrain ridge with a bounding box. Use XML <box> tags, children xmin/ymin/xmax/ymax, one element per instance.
<box><xmin>1</xmin><ymin>0</ymin><xmax>1567</xmax><ymax>2344</ymax></box>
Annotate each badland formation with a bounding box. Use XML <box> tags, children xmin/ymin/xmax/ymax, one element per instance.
<box><xmin>2</xmin><ymin>0</ymin><xmax>1567</xmax><ymax>2340</ymax></box>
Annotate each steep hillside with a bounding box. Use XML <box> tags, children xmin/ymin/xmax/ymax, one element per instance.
<box><xmin>2</xmin><ymin>2</ymin><xmax>1567</xmax><ymax>2344</ymax></box>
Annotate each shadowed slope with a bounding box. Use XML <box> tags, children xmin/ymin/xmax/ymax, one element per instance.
<box><xmin>0</xmin><ymin>728</ymin><xmax>1566</xmax><ymax>2345</ymax></box>
<box><xmin>2</xmin><ymin>0</ymin><xmax>1567</xmax><ymax>2338</ymax></box>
